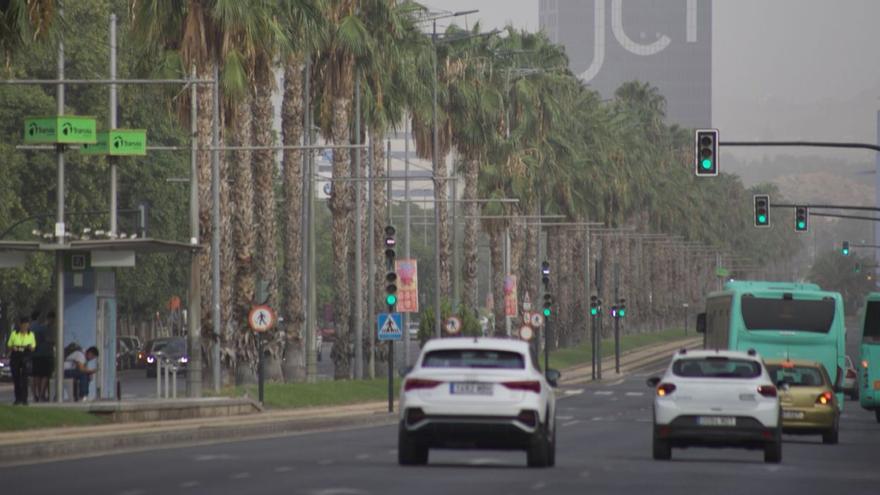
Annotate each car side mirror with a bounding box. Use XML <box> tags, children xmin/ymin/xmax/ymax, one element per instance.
<box><xmin>398</xmin><ymin>365</ymin><xmax>413</xmax><ymax>378</ymax></box>
<box><xmin>545</xmin><ymin>369</ymin><xmax>561</xmax><ymax>387</ymax></box>
<box><xmin>696</xmin><ymin>313</ymin><xmax>707</xmax><ymax>334</ymax></box>
<box><xmin>646</xmin><ymin>376</ymin><xmax>661</xmax><ymax>388</ymax></box>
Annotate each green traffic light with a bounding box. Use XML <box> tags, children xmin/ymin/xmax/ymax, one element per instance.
<box><xmin>590</xmin><ymin>308</ymin><xmax>598</xmax><ymax>316</ymax></box>
<box><xmin>842</xmin><ymin>249</ymin><xmax>849</xmax><ymax>256</ymax></box>
<box><xmin>619</xmin><ymin>309</ymin><xmax>626</xmax><ymax>318</ymax></box>
<box><xmin>543</xmin><ymin>308</ymin><xmax>551</xmax><ymax>317</ymax></box>
<box><xmin>385</xmin><ymin>294</ymin><xmax>397</xmax><ymax>305</ymax></box>
<box><xmin>701</xmin><ymin>158</ymin><xmax>712</xmax><ymax>170</ymax></box>
<box><xmin>797</xmin><ymin>221</ymin><xmax>806</xmax><ymax>229</ymax></box>
<box><xmin>757</xmin><ymin>214</ymin><xmax>767</xmax><ymax>224</ymax></box>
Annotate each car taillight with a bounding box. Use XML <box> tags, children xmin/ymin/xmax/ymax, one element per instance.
<box><xmin>403</xmin><ymin>378</ymin><xmax>441</xmax><ymax>392</ymax></box>
<box><xmin>502</xmin><ymin>381</ymin><xmax>541</xmax><ymax>393</ymax></box>
<box><xmin>862</xmin><ymin>360</ymin><xmax>869</xmax><ymax>369</ymax></box>
<box><xmin>516</xmin><ymin>410</ymin><xmax>538</xmax><ymax>427</ymax></box>
<box><xmin>656</xmin><ymin>383</ymin><xmax>676</xmax><ymax>397</ymax></box>
<box><xmin>816</xmin><ymin>391</ymin><xmax>833</xmax><ymax>405</ymax></box>
<box><xmin>138</xmin><ymin>352</ymin><xmax>144</xmax><ymax>360</ymax></box>
<box><xmin>757</xmin><ymin>385</ymin><xmax>777</xmax><ymax>398</ymax></box>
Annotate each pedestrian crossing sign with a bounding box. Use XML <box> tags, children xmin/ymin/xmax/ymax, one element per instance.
<box><xmin>377</xmin><ymin>312</ymin><xmax>403</xmax><ymax>341</ymax></box>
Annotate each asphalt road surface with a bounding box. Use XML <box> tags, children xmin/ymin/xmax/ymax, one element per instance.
<box><xmin>3</xmin><ymin>365</ymin><xmax>879</xmax><ymax>495</ymax></box>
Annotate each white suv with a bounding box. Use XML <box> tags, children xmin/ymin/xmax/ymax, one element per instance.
<box><xmin>648</xmin><ymin>349</ymin><xmax>782</xmax><ymax>463</ymax></box>
<box><xmin>398</xmin><ymin>338</ymin><xmax>559</xmax><ymax>467</ymax></box>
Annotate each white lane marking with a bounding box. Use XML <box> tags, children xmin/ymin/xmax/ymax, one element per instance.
<box><xmin>355</xmin><ymin>453</ymin><xmax>371</xmax><ymax>460</ymax></box>
<box><xmin>564</xmin><ymin>389</ymin><xmax>584</xmax><ymax>396</ymax></box>
<box><xmin>764</xmin><ymin>465</ymin><xmax>781</xmax><ymax>473</ymax></box>
<box><xmin>594</xmin><ymin>391</ymin><xmax>614</xmax><ymax>396</ymax></box>
<box><xmin>317</xmin><ymin>459</ymin><xmax>335</xmax><ymax>465</ymax></box>
<box><xmin>532</xmin><ymin>481</ymin><xmax>547</xmax><ymax>490</ymax></box>
<box><xmin>230</xmin><ymin>472</ymin><xmax>251</xmax><ymax>480</ymax></box>
<box><xmin>557</xmin><ymin>415</ymin><xmax>575</xmax><ymax>420</ymax></box>
<box><xmin>625</xmin><ymin>392</ymin><xmax>644</xmax><ymax>396</ymax></box>
<box><xmin>274</xmin><ymin>466</ymin><xmax>293</xmax><ymax>473</ymax></box>
<box><xmin>193</xmin><ymin>454</ymin><xmax>236</xmax><ymax>462</ymax></box>
<box><xmin>636</xmin><ymin>418</ymin><xmax>652</xmax><ymax>423</ymax></box>
<box><xmin>591</xmin><ymin>417</ymin><xmax>604</xmax><ymax>421</ymax></box>
<box><xmin>563</xmin><ymin>420</ymin><xmax>581</xmax><ymax>427</ymax></box>
<box><xmin>387</xmin><ymin>449</ymin><xmax>397</xmax><ymax>455</ymax></box>
<box><xmin>179</xmin><ymin>481</ymin><xmax>200</xmax><ymax>488</ymax></box>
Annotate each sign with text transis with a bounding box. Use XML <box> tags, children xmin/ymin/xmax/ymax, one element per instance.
<box><xmin>24</xmin><ymin>116</ymin><xmax>97</xmax><ymax>144</ymax></box>
<box><xmin>81</xmin><ymin>129</ymin><xmax>147</xmax><ymax>156</ymax></box>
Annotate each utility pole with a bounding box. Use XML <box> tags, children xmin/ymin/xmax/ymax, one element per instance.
<box><xmin>187</xmin><ymin>65</ymin><xmax>202</xmax><ymax>397</ymax></box>
<box><xmin>108</xmin><ymin>13</ymin><xmax>118</xmax><ymax>237</ymax></box>
<box><xmin>403</xmin><ymin>120</ymin><xmax>412</xmax><ymax>366</ymax></box>
<box><xmin>354</xmin><ymin>74</ymin><xmax>363</xmax><ymax>379</ymax></box>
<box><xmin>53</xmin><ymin>8</ymin><xmax>66</xmax><ymax>403</ymax></box>
<box><xmin>211</xmin><ymin>63</ymin><xmax>221</xmax><ymax>392</ymax></box>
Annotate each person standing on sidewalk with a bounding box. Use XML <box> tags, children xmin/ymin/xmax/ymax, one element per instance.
<box><xmin>7</xmin><ymin>316</ymin><xmax>36</xmax><ymax>405</ymax></box>
<box><xmin>30</xmin><ymin>310</ymin><xmax>55</xmax><ymax>402</ymax></box>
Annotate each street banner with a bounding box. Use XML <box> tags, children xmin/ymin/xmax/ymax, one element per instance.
<box><xmin>395</xmin><ymin>258</ymin><xmax>419</xmax><ymax>313</ymax></box>
<box><xmin>504</xmin><ymin>275</ymin><xmax>518</xmax><ymax>317</ymax></box>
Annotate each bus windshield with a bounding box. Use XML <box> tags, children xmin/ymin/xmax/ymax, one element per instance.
<box><xmin>741</xmin><ymin>297</ymin><xmax>835</xmax><ymax>333</ymax></box>
<box><xmin>863</xmin><ymin>301</ymin><xmax>880</xmax><ymax>342</ymax></box>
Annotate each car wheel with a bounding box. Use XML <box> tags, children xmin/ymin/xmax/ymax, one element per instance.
<box><xmin>397</xmin><ymin>422</ymin><xmax>428</xmax><ymax>466</ymax></box>
<box><xmin>527</xmin><ymin>423</ymin><xmax>552</xmax><ymax>468</ymax></box>
<box><xmin>652</xmin><ymin>428</ymin><xmax>672</xmax><ymax>461</ymax></box>
<box><xmin>764</xmin><ymin>427</ymin><xmax>782</xmax><ymax>463</ymax></box>
<box><xmin>822</xmin><ymin>417</ymin><xmax>839</xmax><ymax>445</ymax></box>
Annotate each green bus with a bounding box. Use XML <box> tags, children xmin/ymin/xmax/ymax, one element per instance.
<box><xmin>858</xmin><ymin>293</ymin><xmax>880</xmax><ymax>422</ymax></box>
<box><xmin>698</xmin><ymin>281</ymin><xmax>846</xmax><ymax>407</ymax></box>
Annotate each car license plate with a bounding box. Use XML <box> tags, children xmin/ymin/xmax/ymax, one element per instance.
<box><xmin>450</xmin><ymin>382</ymin><xmax>493</xmax><ymax>396</ymax></box>
<box><xmin>783</xmin><ymin>410</ymin><xmax>805</xmax><ymax>420</ymax></box>
<box><xmin>697</xmin><ymin>416</ymin><xmax>736</xmax><ymax>427</ymax></box>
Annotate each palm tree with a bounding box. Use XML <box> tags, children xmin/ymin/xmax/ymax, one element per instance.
<box><xmin>0</xmin><ymin>0</ymin><xmax>56</xmax><ymax>63</ymax></box>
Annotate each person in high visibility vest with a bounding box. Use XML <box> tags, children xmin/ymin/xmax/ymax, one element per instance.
<box><xmin>7</xmin><ymin>316</ymin><xmax>36</xmax><ymax>405</ymax></box>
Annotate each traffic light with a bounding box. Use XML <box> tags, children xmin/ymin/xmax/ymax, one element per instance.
<box><xmin>795</xmin><ymin>206</ymin><xmax>808</xmax><ymax>233</ymax></box>
<box><xmin>754</xmin><ymin>194</ymin><xmax>770</xmax><ymax>227</ymax></box>
<box><xmin>541</xmin><ymin>261</ymin><xmax>550</xmax><ymax>287</ymax></box>
<box><xmin>610</xmin><ymin>305</ymin><xmax>618</xmax><ymax>318</ymax></box>
<box><xmin>842</xmin><ymin>241</ymin><xmax>850</xmax><ymax>256</ymax></box>
<box><xmin>589</xmin><ymin>295</ymin><xmax>599</xmax><ymax>316</ymax></box>
<box><xmin>694</xmin><ymin>129</ymin><xmax>719</xmax><ymax>176</ymax></box>
<box><xmin>543</xmin><ymin>294</ymin><xmax>553</xmax><ymax>317</ymax></box>
<box><xmin>618</xmin><ymin>298</ymin><xmax>626</xmax><ymax>318</ymax></box>
<box><xmin>384</xmin><ymin>225</ymin><xmax>397</xmax><ymax>310</ymax></box>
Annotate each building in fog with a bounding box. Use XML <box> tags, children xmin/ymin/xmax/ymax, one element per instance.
<box><xmin>539</xmin><ymin>0</ymin><xmax>712</xmax><ymax>128</ymax></box>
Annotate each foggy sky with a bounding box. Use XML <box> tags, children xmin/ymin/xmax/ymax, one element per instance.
<box><xmin>426</xmin><ymin>0</ymin><xmax>880</xmax><ymax>164</ymax></box>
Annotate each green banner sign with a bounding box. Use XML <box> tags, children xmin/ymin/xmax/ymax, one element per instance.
<box><xmin>81</xmin><ymin>129</ymin><xmax>147</xmax><ymax>156</ymax></box>
<box><xmin>24</xmin><ymin>116</ymin><xmax>97</xmax><ymax>144</ymax></box>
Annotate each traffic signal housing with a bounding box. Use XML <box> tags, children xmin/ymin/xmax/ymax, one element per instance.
<box><xmin>842</xmin><ymin>241</ymin><xmax>850</xmax><ymax>256</ymax></box>
<box><xmin>618</xmin><ymin>298</ymin><xmax>626</xmax><ymax>318</ymax></box>
<box><xmin>541</xmin><ymin>261</ymin><xmax>550</xmax><ymax>287</ymax></box>
<box><xmin>754</xmin><ymin>194</ymin><xmax>770</xmax><ymax>227</ymax></box>
<box><xmin>543</xmin><ymin>294</ymin><xmax>553</xmax><ymax>317</ymax></box>
<box><xmin>795</xmin><ymin>206</ymin><xmax>808</xmax><ymax>233</ymax></box>
<box><xmin>694</xmin><ymin>129</ymin><xmax>719</xmax><ymax>176</ymax></box>
<box><xmin>589</xmin><ymin>295</ymin><xmax>599</xmax><ymax>316</ymax></box>
<box><xmin>384</xmin><ymin>225</ymin><xmax>397</xmax><ymax>310</ymax></box>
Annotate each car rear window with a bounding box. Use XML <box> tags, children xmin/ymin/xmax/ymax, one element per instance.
<box><xmin>422</xmin><ymin>349</ymin><xmax>525</xmax><ymax>369</ymax></box>
<box><xmin>672</xmin><ymin>357</ymin><xmax>762</xmax><ymax>378</ymax></box>
<box><xmin>741</xmin><ymin>296</ymin><xmax>835</xmax><ymax>333</ymax></box>
<box><xmin>766</xmin><ymin>365</ymin><xmax>827</xmax><ymax>387</ymax></box>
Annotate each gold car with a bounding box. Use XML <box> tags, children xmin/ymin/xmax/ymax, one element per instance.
<box><xmin>765</xmin><ymin>359</ymin><xmax>840</xmax><ymax>444</ymax></box>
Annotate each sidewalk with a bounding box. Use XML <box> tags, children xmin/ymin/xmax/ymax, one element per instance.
<box><xmin>0</xmin><ymin>334</ymin><xmax>701</xmax><ymax>466</ymax></box>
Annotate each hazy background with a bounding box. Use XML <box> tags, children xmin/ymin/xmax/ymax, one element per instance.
<box><xmin>425</xmin><ymin>0</ymin><xmax>880</xmax><ymax>171</ymax></box>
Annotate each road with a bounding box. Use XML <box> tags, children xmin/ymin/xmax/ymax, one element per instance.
<box><xmin>3</xmin><ymin>366</ymin><xmax>879</xmax><ymax>495</ymax></box>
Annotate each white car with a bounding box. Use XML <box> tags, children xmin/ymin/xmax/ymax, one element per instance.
<box><xmin>648</xmin><ymin>349</ymin><xmax>782</xmax><ymax>463</ymax></box>
<box><xmin>398</xmin><ymin>337</ymin><xmax>559</xmax><ymax>467</ymax></box>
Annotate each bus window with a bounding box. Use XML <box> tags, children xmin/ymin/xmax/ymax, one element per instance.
<box><xmin>741</xmin><ymin>297</ymin><xmax>834</xmax><ymax>333</ymax></box>
<box><xmin>863</xmin><ymin>301</ymin><xmax>880</xmax><ymax>343</ymax></box>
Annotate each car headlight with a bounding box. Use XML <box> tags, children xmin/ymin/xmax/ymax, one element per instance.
<box><xmin>178</xmin><ymin>356</ymin><xmax>189</xmax><ymax>364</ymax></box>
<box><xmin>146</xmin><ymin>356</ymin><xmax>155</xmax><ymax>364</ymax></box>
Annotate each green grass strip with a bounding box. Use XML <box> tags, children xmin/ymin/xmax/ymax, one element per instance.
<box><xmin>539</xmin><ymin>328</ymin><xmax>690</xmax><ymax>370</ymax></box>
<box><xmin>223</xmin><ymin>377</ymin><xmax>402</xmax><ymax>410</ymax></box>
<box><xmin>0</xmin><ymin>405</ymin><xmax>106</xmax><ymax>432</ymax></box>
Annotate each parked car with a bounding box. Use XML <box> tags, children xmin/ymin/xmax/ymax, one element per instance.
<box><xmin>0</xmin><ymin>355</ymin><xmax>11</xmax><ymax>382</ymax></box>
<box><xmin>144</xmin><ymin>337</ymin><xmax>189</xmax><ymax>378</ymax></box>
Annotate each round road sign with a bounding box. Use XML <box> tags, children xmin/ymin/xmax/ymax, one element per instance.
<box><xmin>445</xmin><ymin>316</ymin><xmax>462</xmax><ymax>335</ymax></box>
<box><xmin>248</xmin><ymin>305</ymin><xmax>276</xmax><ymax>333</ymax></box>
<box><xmin>530</xmin><ymin>313</ymin><xmax>544</xmax><ymax>328</ymax></box>
<box><xmin>519</xmin><ymin>325</ymin><xmax>534</xmax><ymax>341</ymax></box>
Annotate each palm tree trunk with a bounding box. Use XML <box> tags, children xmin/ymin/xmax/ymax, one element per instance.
<box><xmin>462</xmin><ymin>158</ymin><xmax>479</xmax><ymax>310</ymax></box>
<box><xmin>197</xmin><ymin>64</ymin><xmax>216</xmax><ymax>383</ymax></box>
<box><xmin>252</xmin><ymin>85</ymin><xmax>283</xmax><ymax>381</ymax></box>
<box><xmin>281</xmin><ymin>57</ymin><xmax>306</xmax><ymax>383</ymax></box>
<box><xmin>329</xmin><ymin>95</ymin><xmax>354</xmax><ymax>379</ymax></box>
<box><xmin>488</xmin><ymin>226</ymin><xmax>506</xmax><ymax>337</ymax></box>
<box><xmin>230</xmin><ymin>93</ymin><xmax>257</xmax><ymax>385</ymax></box>
<box><xmin>436</xmin><ymin>153</ymin><xmax>451</xmax><ymax>299</ymax></box>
